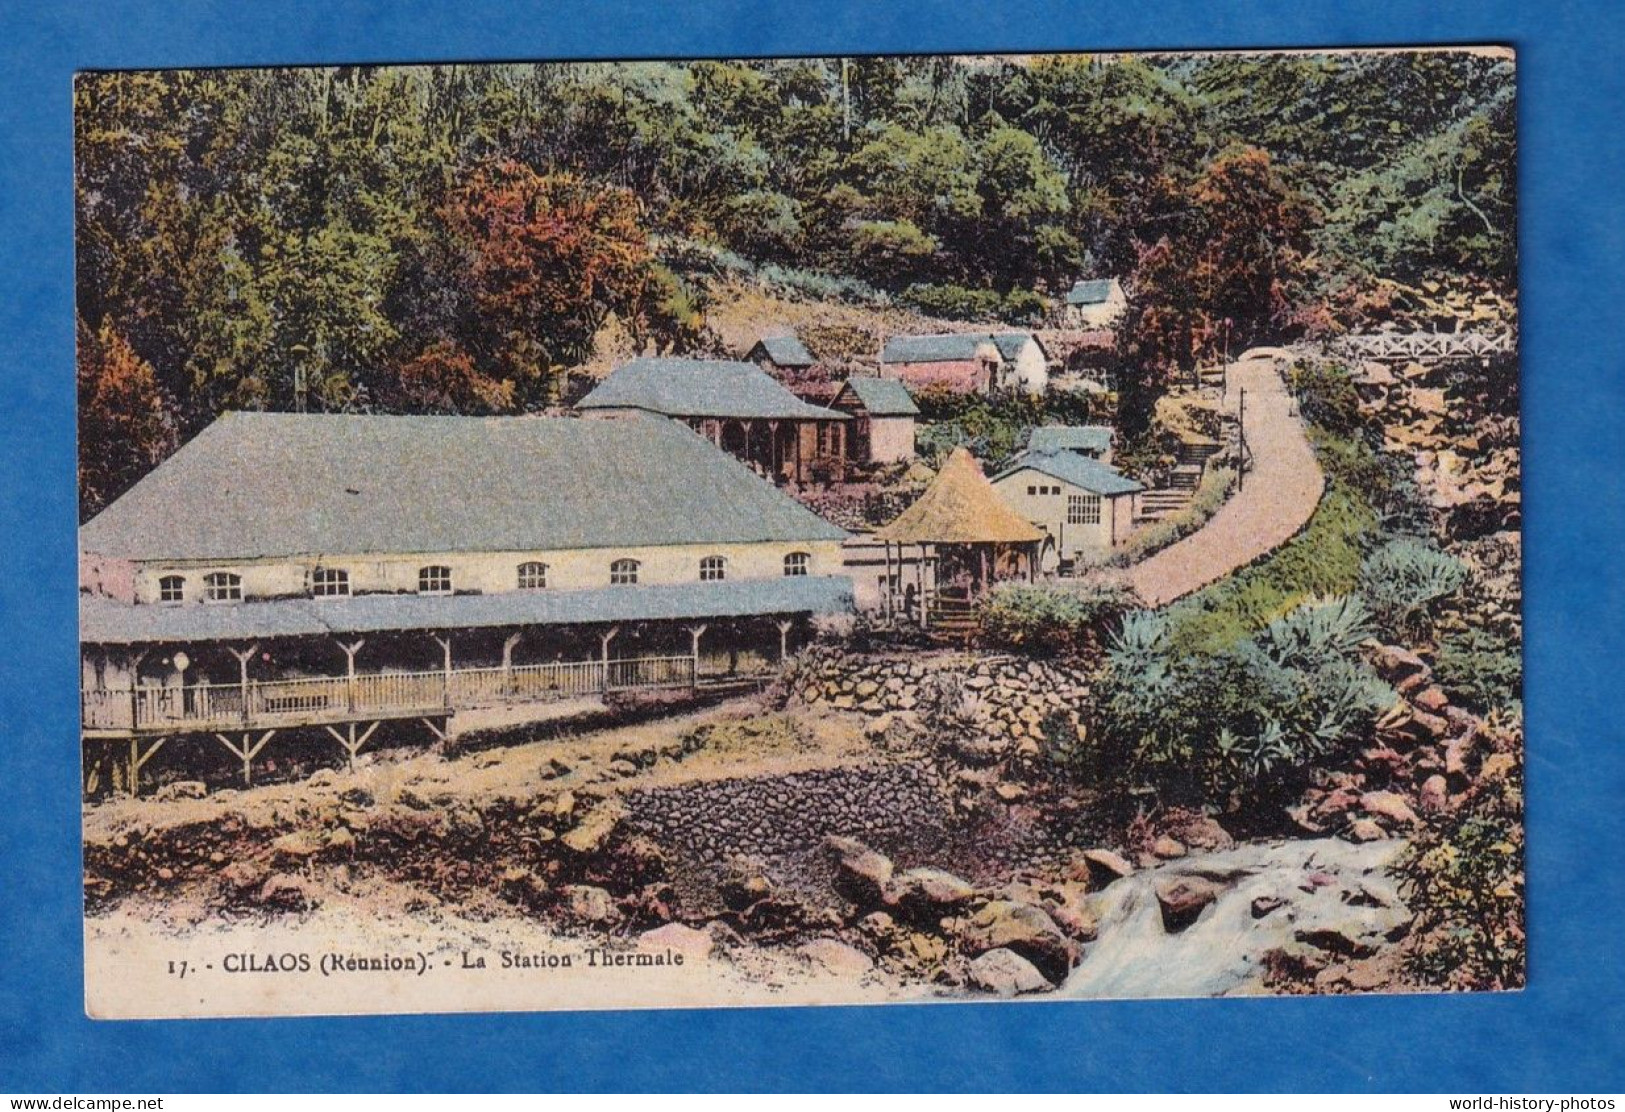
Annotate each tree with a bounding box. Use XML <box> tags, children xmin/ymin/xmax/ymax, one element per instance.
<box><xmin>441</xmin><ymin>160</ymin><xmax>653</xmax><ymax>404</ymax></box>
<box><xmin>390</xmin><ymin>341</ymin><xmax>515</xmax><ymax>414</ymax></box>
<box><xmin>77</xmin><ymin>318</ymin><xmax>177</xmax><ymax>521</ymax></box>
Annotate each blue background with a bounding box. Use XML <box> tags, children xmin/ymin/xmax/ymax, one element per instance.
<box><xmin>2</xmin><ymin>0</ymin><xmax>1621</xmax><ymax>1093</ymax></box>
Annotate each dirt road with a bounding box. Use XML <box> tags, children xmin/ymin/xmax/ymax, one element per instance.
<box><xmin>1127</xmin><ymin>352</ymin><xmax>1325</xmax><ymax>607</ymax></box>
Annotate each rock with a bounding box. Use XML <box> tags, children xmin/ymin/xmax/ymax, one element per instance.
<box><xmin>720</xmin><ymin>858</ymin><xmax>775</xmax><ymax>911</ymax></box>
<box><xmin>270</xmin><ymin>830</ymin><xmax>324</xmax><ymax>860</ymax></box>
<box><xmin>552</xmin><ymin>791</ymin><xmax>577</xmax><ymax>819</ymax></box>
<box><xmin>863</xmin><ymin>713</ymin><xmax>894</xmax><ymax>740</ymax></box>
<box><xmin>564</xmin><ymin>884</ymin><xmax>622</xmax><ymax>925</ymax></box>
<box><xmin>325</xmin><ymin>826</ymin><xmax>355</xmax><ymax>851</ymax></box>
<box><xmin>498</xmin><ymin>867</ymin><xmax>549</xmax><ymax>911</ymax></box>
<box><xmin>1078</xmin><ymin>848</ymin><xmax>1135</xmax><ymax>888</ymax></box>
<box><xmin>1360</xmin><ymin>790</ymin><xmax>1421</xmax><ymax>829</ymax></box>
<box><xmin>953</xmin><ymin>900</ymin><xmax>1077</xmax><ymax>983</ymax></box>
<box><xmin>1344</xmin><ymin>818</ymin><xmax>1388</xmax><ymax>843</ymax></box>
<box><xmin>1041</xmin><ymin>883</ymin><xmax>1099</xmax><ymax>942</ymax></box>
<box><xmin>968</xmin><ymin>948</ymin><xmax>1053</xmax><ymax>996</ymax></box>
<box><xmin>798</xmin><ymin>938</ymin><xmax>875</xmax><ymax>977</ymax></box>
<box><xmin>1412</xmin><ymin>685</ymin><xmax>1450</xmax><ymax>714</ymax></box>
<box><xmin>993</xmin><ymin>782</ymin><xmax>1027</xmax><ymax>803</ymax></box>
<box><xmin>257</xmin><ymin>874</ymin><xmax>313</xmax><ymax>912</ymax></box>
<box><xmin>1418</xmin><ymin>774</ymin><xmax>1450</xmax><ymax>813</ymax></box>
<box><xmin>825</xmin><ymin>836</ymin><xmax>894</xmax><ymax>908</ymax></box>
<box><xmin>1371</xmin><ymin>644</ymin><xmax>1430</xmax><ymax>685</ymax></box>
<box><xmin>1155</xmin><ymin>877</ymin><xmax>1223</xmax><ymax>933</ymax></box>
<box><xmin>1151</xmin><ymin>836</ymin><xmax>1188</xmax><ymax>860</ymax></box>
<box><xmin>1251</xmin><ymin>895</ymin><xmax>1287</xmax><ymax>919</ymax></box>
<box><xmin>561</xmin><ymin>801</ymin><xmax>625</xmax><ymax>855</ymax></box>
<box><xmin>886</xmin><ymin>867</ymin><xmax>977</xmax><ymax>922</ymax></box>
<box><xmin>1172</xmin><ymin>815</ymin><xmax>1235</xmax><ymax>852</ymax></box>
<box><xmin>637</xmin><ymin>923</ymin><xmax>713</xmax><ymax>961</ymax></box>
<box><xmin>1480</xmin><ymin>752</ymin><xmax>1519</xmax><ymax>784</ymax></box>
<box><xmin>902</xmin><ymin>931</ymin><xmax>948</xmax><ymax>966</ymax></box>
<box><xmin>155</xmin><ymin>780</ymin><xmax>207</xmax><ymax>801</ymax></box>
<box><xmin>220</xmin><ymin>859</ymin><xmax>270</xmax><ymax>893</ymax></box>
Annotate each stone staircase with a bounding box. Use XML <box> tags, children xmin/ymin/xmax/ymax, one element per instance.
<box><xmin>1135</xmin><ymin>440</ymin><xmax>1222</xmax><ymax>524</ymax></box>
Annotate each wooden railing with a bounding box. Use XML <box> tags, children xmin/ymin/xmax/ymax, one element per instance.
<box><xmin>82</xmin><ymin>654</ymin><xmax>697</xmax><ymax>733</ymax></box>
<box><xmin>1331</xmin><ymin>331</ymin><xmax>1515</xmax><ymax>364</ymax></box>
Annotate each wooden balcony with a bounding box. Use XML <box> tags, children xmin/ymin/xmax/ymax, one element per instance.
<box><xmin>82</xmin><ymin>654</ymin><xmax>697</xmax><ymax>736</ymax></box>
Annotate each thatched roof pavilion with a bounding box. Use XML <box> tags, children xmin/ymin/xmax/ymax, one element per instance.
<box><xmin>871</xmin><ymin>447</ymin><xmax>1042</xmax><ymax>626</ymax></box>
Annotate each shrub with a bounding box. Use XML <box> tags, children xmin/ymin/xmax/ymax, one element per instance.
<box><xmin>975</xmin><ymin>581</ymin><xmax>1139</xmax><ymax>659</ymax></box>
<box><xmin>1359</xmin><ymin>538</ymin><xmax>1468</xmax><ymax>640</ymax></box>
<box><xmin>1289</xmin><ymin>359</ymin><xmax>1368</xmax><ymax>438</ymax></box>
<box><xmin>1090</xmin><ymin>598</ymin><xmax>1393</xmax><ymax>815</ymax></box>
<box><xmin>1434</xmin><ymin>626</ymin><xmax>1522</xmax><ymax>714</ymax></box>
<box><xmin>1393</xmin><ymin>754</ymin><xmax>1525</xmax><ymax>991</ymax></box>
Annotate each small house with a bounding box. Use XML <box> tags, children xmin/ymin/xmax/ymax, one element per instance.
<box><xmin>830</xmin><ymin>377</ymin><xmax>919</xmax><ymax>464</ymax></box>
<box><xmin>991</xmin><ymin>448</ymin><xmax>1142</xmax><ymax>571</ymax></box>
<box><xmin>577</xmin><ymin>357</ymin><xmax>850</xmax><ymax>484</ymax></box>
<box><xmin>745</xmin><ymin>334</ymin><xmax>817</xmax><ymax>377</ymax></box>
<box><xmin>879</xmin><ymin>332</ymin><xmax>1050</xmax><ymax>397</ymax></box>
<box><xmin>1064</xmin><ymin>278</ymin><xmax>1127</xmax><ymax>329</ymax></box>
<box><xmin>1026</xmin><ymin>424</ymin><xmax>1114</xmax><ymax>464</ymax></box>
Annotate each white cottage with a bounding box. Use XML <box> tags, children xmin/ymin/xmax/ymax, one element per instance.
<box><xmin>1064</xmin><ymin>278</ymin><xmax>1127</xmax><ymax>329</ymax></box>
<box><xmin>991</xmin><ymin>448</ymin><xmax>1142</xmax><ymax>572</ymax></box>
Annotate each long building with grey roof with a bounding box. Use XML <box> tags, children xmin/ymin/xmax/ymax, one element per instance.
<box><xmin>78</xmin><ymin>411</ymin><xmax>854</xmax><ymax>773</ymax></box>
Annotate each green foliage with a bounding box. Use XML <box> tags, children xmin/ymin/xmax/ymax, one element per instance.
<box><xmin>974</xmin><ymin>581</ymin><xmax>1138</xmax><ymax>659</ymax></box>
<box><xmin>1434</xmin><ymin>626</ymin><xmax>1523</xmax><ymax>715</ymax></box>
<box><xmin>1289</xmin><ymin>360</ymin><xmax>1367</xmax><ymax>438</ymax></box>
<box><xmin>1394</xmin><ymin>763</ymin><xmax>1525</xmax><ymax>991</ymax></box>
<box><xmin>1091</xmin><ymin>598</ymin><xmax>1393</xmax><ymax>811</ymax></box>
<box><xmin>898</xmin><ymin>284</ymin><xmax>1045</xmax><ymax>325</ymax></box>
<box><xmin>1359</xmin><ymin>538</ymin><xmax>1468</xmax><ymax>640</ymax></box>
<box><xmin>912</xmin><ymin>390</ymin><xmax>1111</xmax><ymax>470</ymax></box>
<box><xmin>1098</xmin><ymin>465</ymin><xmax>1235</xmax><ymax>568</ymax></box>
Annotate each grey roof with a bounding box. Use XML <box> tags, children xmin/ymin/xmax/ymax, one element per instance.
<box><xmin>1027</xmin><ymin>425</ymin><xmax>1113</xmax><ymax>454</ymax></box>
<box><xmin>577</xmin><ymin>358</ymin><xmax>844</xmax><ymax>420</ymax></box>
<box><xmin>80</xmin><ymin>576</ymin><xmax>855</xmax><ymax>645</ymax></box>
<box><xmin>881</xmin><ymin>332</ymin><xmax>1040</xmax><ymax>365</ymax></box>
<box><xmin>81</xmin><ymin>411</ymin><xmax>848</xmax><ymax>563</ymax></box>
<box><xmin>1066</xmin><ymin>278</ymin><xmax>1120</xmax><ymax>306</ymax></box>
<box><xmin>993</xmin><ymin>449</ymin><xmax>1143</xmax><ymax>496</ymax></box>
<box><xmin>835</xmin><ymin>377</ymin><xmax>919</xmax><ymax>417</ymax></box>
<box><xmin>751</xmin><ymin>335</ymin><xmax>816</xmax><ymax>368</ymax></box>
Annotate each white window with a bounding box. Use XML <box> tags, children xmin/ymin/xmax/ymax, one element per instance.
<box><xmin>517</xmin><ymin>561</ymin><xmax>549</xmax><ymax>590</ymax></box>
<box><xmin>699</xmin><ymin>555</ymin><xmax>727</xmax><ymax>582</ymax></box>
<box><xmin>418</xmin><ymin>565</ymin><xmax>453</xmax><ymax>594</ymax></box>
<box><xmin>784</xmin><ymin>552</ymin><xmax>810</xmax><ymax>577</ymax></box>
<box><xmin>1067</xmin><ymin>493</ymin><xmax>1101</xmax><ymax>525</ymax></box>
<box><xmin>203</xmin><ymin>571</ymin><xmax>242</xmax><ymax>602</ymax></box>
<box><xmin>158</xmin><ymin>575</ymin><xmax>185</xmax><ymax>604</ymax></box>
<box><xmin>311</xmin><ymin>567</ymin><xmax>350</xmax><ymax>597</ymax></box>
<box><xmin>610</xmin><ymin>559</ymin><xmax>640</xmax><ymax>586</ymax></box>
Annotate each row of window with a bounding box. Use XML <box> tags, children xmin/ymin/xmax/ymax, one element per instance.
<box><xmin>1026</xmin><ymin>483</ymin><xmax>1063</xmax><ymax>496</ymax></box>
<box><xmin>1067</xmin><ymin>493</ymin><xmax>1103</xmax><ymax>526</ymax></box>
<box><xmin>156</xmin><ymin>553</ymin><xmax>815</xmax><ymax>604</ymax></box>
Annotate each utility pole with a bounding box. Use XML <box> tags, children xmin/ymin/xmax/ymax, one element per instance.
<box><xmin>1237</xmin><ymin>386</ymin><xmax>1247</xmax><ymax>493</ymax></box>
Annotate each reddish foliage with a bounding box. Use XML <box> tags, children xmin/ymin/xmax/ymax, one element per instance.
<box><xmin>77</xmin><ymin>316</ymin><xmax>177</xmax><ymax>520</ymax></box>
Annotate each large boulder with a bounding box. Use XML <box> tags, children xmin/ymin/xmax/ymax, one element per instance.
<box><xmin>560</xmin><ymin>800</ymin><xmax>625</xmax><ymax>855</ymax></box>
<box><xmin>886</xmin><ymin>867</ymin><xmax>977</xmax><ymax>923</ymax></box>
<box><xmin>825</xmin><ymin>836</ymin><xmax>894</xmax><ymax>908</ymax></box>
<box><xmin>1077</xmin><ymin>848</ymin><xmax>1136</xmax><ymax>888</ymax></box>
<box><xmin>1360</xmin><ymin>790</ymin><xmax>1422</xmax><ymax>829</ymax></box>
<box><xmin>1154</xmin><ymin>876</ymin><xmax>1223</xmax><ymax>933</ymax></box>
<box><xmin>968</xmin><ymin>948</ymin><xmax>1054</xmax><ymax>997</ymax></box>
<box><xmin>952</xmin><ymin>900</ymin><xmax>1077</xmax><ymax>983</ymax></box>
<box><xmin>798</xmin><ymin>938</ymin><xmax>875</xmax><ymax>978</ymax></box>
<box><xmin>563</xmin><ymin>884</ymin><xmax>622</xmax><ymax>925</ymax></box>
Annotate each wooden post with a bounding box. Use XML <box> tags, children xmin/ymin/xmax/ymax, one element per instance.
<box><xmin>125</xmin><ymin>735</ymin><xmax>168</xmax><ymax>797</ymax></box>
<box><xmin>916</xmin><ymin>542</ymin><xmax>928</xmax><ymax>627</ymax></box>
<box><xmin>325</xmin><ymin>721</ymin><xmax>381</xmax><ymax>772</ymax></box>
<box><xmin>502</xmin><ymin>632</ymin><xmax>523</xmax><ymax>692</ymax></box>
<box><xmin>431</xmin><ymin>633</ymin><xmax>453</xmax><ymax>708</ymax></box>
<box><xmin>686</xmin><ymin>624</ymin><xmax>707</xmax><ymax>690</ymax></box>
<box><xmin>226</xmin><ymin>643</ymin><xmax>258</xmax><ymax>725</ymax></box>
<box><xmin>338</xmin><ymin>638</ymin><xmax>364</xmax><ymax>711</ymax></box>
<box><xmin>776</xmin><ymin>618</ymin><xmax>795</xmax><ymax>662</ymax></box>
<box><xmin>599</xmin><ymin>627</ymin><xmax>619</xmax><ymax>693</ymax></box>
<box><xmin>213</xmin><ymin>730</ymin><xmax>275</xmax><ymax>786</ymax></box>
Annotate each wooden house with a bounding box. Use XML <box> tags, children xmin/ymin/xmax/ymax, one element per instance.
<box><xmin>829</xmin><ymin>377</ymin><xmax>919</xmax><ymax>464</ymax></box>
<box><xmin>576</xmin><ymin>357</ymin><xmax>850</xmax><ymax>484</ymax></box>
<box><xmin>79</xmin><ymin>412</ymin><xmax>853</xmax><ymax>786</ymax></box>
<box><xmin>1063</xmin><ymin>278</ymin><xmax>1127</xmax><ymax>329</ymax></box>
<box><xmin>745</xmin><ymin>334</ymin><xmax>817</xmax><ymax>377</ymax></box>
<box><xmin>879</xmin><ymin>332</ymin><xmax>1050</xmax><ymax>397</ymax></box>
<box><xmin>991</xmin><ymin>448</ymin><xmax>1142</xmax><ymax>572</ymax></box>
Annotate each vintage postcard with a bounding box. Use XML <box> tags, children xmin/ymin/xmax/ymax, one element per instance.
<box><xmin>76</xmin><ymin>48</ymin><xmax>1520</xmax><ymax>1018</ymax></box>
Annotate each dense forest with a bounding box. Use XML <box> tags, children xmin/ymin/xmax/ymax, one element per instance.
<box><xmin>74</xmin><ymin>52</ymin><xmax>1515</xmax><ymax>517</ymax></box>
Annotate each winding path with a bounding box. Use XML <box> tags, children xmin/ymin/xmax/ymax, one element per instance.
<box><xmin>1125</xmin><ymin>351</ymin><xmax>1325</xmax><ymax>608</ymax></box>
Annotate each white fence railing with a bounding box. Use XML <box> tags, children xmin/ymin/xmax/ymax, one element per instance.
<box><xmin>82</xmin><ymin>654</ymin><xmax>697</xmax><ymax>733</ymax></box>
